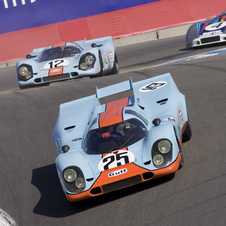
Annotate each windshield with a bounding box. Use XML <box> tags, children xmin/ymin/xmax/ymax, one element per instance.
<box><xmin>39</xmin><ymin>45</ymin><xmax>81</xmax><ymax>62</ymax></box>
<box><xmin>219</xmin><ymin>11</ymin><xmax>226</xmax><ymax>17</ymax></box>
<box><xmin>84</xmin><ymin>118</ymin><xmax>147</xmax><ymax>154</ymax></box>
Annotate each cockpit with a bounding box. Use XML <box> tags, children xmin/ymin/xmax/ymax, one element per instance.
<box><xmin>38</xmin><ymin>45</ymin><xmax>81</xmax><ymax>62</ymax></box>
<box><xmin>84</xmin><ymin>118</ymin><xmax>147</xmax><ymax>154</ymax></box>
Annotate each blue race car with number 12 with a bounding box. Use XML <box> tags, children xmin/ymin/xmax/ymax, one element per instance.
<box><xmin>52</xmin><ymin>73</ymin><xmax>192</xmax><ymax>202</ymax></box>
<box><xmin>16</xmin><ymin>36</ymin><xmax>119</xmax><ymax>89</ymax></box>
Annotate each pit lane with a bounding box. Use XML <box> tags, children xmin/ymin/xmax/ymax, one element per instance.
<box><xmin>0</xmin><ymin>35</ymin><xmax>226</xmax><ymax>226</ymax></box>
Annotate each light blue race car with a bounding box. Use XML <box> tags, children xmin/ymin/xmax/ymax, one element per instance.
<box><xmin>52</xmin><ymin>73</ymin><xmax>192</xmax><ymax>202</ymax></box>
<box><xmin>16</xmin><ymin>36</ymin><xmax>119</xmax><ymax>89</ymax></box>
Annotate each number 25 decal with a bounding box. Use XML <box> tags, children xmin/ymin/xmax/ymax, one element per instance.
<box><xmin>98</xmin><ymin>150</ymin><xmax>135</xmax><ymax>171</ymax></box>
<box><xmin>43</xmin><ymin>59</ymin><xmax>69</xmax><ymax>69</ymax></box>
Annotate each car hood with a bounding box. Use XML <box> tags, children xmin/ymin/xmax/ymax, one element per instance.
<box><xmin>198</xmin><ymin>18</ymin><xmax>226</xmax><ymax>37</ymax></box>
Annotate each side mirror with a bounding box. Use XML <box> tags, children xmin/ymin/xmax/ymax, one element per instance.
<box><xmin>26</xmin><ymin>54</ymin><xmax>37</xmax><ymax>59</ymax></box>
<box><xmin>152</xmin><ymin>118</ymin><xmax>161</xmax><ymax>126</ymax></box>
<box><xmin>91</xmin><ymin>43</ymin><xmax>97</xmax><ymax>48</ymax></box>
<box><xmin>62</xmin><ymin>145</ymin><xmax>70</xmax><ymax>153</ymax></box>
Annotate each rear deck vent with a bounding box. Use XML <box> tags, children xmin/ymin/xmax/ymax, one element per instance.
<box><xmin>138</xmin><ymin>105</ymin><xmax>145</xmax><ymax>109</ymax></box>
<box><xmin>64</xmin><ymin>125</ymin><xmax>76</xmax><ymax>130</ymax></box>
<box><xmin>157</xmin><ymin>98</ymin><xmax>168</xmax><ymax>105</ymax></box>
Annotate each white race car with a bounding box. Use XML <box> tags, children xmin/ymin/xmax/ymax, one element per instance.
<box><xmin>186</xmin><ymin>11</ymin><xmax>226</xmax><ymax>47</ymax></box>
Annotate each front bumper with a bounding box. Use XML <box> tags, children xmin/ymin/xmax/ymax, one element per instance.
<box><xmin>17</xmin><ymin>67</ymin><xmax>101</xmax><ymax>88</ymax></box>
<box><xmin>65</xmin><ymin>152</ymin><xmax>182</xmax><ymax>202</ymax></box>
<box><xmin>192</xmin><ymin>34</ymin><xmax>226</xmax><ymax>47</ymax></box>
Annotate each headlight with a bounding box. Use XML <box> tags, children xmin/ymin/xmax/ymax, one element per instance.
<box><xmin>79</xmin><ymin>53</ymin><xmax>96</xmax><ymax>70</ymax></box>
<box><xmin>64</xmin><ymin>169</ymin><xmax>77</xmax><ymax>182</ymax></box>
<box><xmin>63</xmin><ymin>166</ymin><xmax>86</xmax><ymax>192</ymax></box>
<box><xmin>153</xmin><ymin>154</ymin><xmax>164</xmax><ymax>166</ymax></box>
<box><xmin>17</xmin><ymin>64</ymin><xmax>33</xmax><ymax>81</ymax></box>
<box><xmin>75</xmin><ymin>178</ymin><xmax>85</xmax><ymax>189</ymax></box>
<box><xmin>85</xmin><ymin>55</ymin><xmax>95</xmax><ymax>65</ymax></box>
<box><xmin>152</xmin><ymin>139</ymin><xmax>172</xmax><ymax>168</ymax></box>
<box><xmin>19</xmin><ymin>66</ymin><xmax>29</xmax><ymax>77</ymax></box>
<box><xmin>80</xmin><ymin>62</ymin><xmax>88</xmax><ymax>70</ymax></box>
<box><xmin>158</xmin><ymin>140</ymin><xmax>171</xmax><ymax>154</ymax></box>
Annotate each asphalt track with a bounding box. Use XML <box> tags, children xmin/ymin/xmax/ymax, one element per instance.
<box><xmin>0</xmin><ymin>35</ymin><xmax>226</xmax><ymax>226</ymax></box>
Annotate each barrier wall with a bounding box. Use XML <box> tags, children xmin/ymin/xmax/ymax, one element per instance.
<box><xmin>1</xmin><ymin>0</ymin><xmax>226</xmax><ymax>63</ymax></box>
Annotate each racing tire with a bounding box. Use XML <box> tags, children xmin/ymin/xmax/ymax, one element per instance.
<box><xmin>182</xmin><ymin>121</ymin><xmax>192</xmax><ymax>143</ymax></box>
<box><xmin>98</xmin><ymin>51</ymin><xmax>105</xmax><ymax>77</ymax></box>
<box><xmin>90</xmin><ymin>51</ymin><xmax>104</xmax><ymax>78</ymax></box>
<box><xmin>109</xmin><ymin>54</ymin><xmax>119</xmax><ymax>75</ymax></box>
<box><xmin>178</xmin><ymin>152</ymin><xmax>184</xmax><ymax>170</ymax></box>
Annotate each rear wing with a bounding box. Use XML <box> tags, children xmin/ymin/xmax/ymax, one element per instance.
<box><xmin>96</xmin><ymin>79</ymin><xmax>133</xmax><ymax>99</ymax></box>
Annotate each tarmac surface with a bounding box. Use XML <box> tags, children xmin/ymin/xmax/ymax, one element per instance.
<box><xmin>0</xmin><ymin>34</ymin><xmax>226</xmax><ymax>225</ymax></box>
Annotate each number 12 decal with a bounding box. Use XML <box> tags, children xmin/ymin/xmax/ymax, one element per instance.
<box><xmin>49</xmin><ymin>60</ymin><xmax>64</xmax><ymax>68</ymax></box>
<box><xmin>43</xmin><ymin>59</ymin><xmax>69</xmax><ymax>69</ymax></box>
<box><xmin>98</xmin><ymin>150</ymin><xmax>135</xmax><ymax>171</ymax></box>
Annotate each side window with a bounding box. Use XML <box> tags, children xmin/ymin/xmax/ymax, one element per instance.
<box><xmin>125</xmin><ymin>109</ymin><xmax>148</xmax><ymax>126</ymax></box>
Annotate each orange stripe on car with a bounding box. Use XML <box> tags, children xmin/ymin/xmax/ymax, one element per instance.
<box><xmin>49</xmin><ymin>67</ymin><xmax>63</xmax><ymax>76</ymax></box>
<box><xmin>99</xmin><ymin>97</ymin><xmax>129</xmax><ymax>128</ymax></box>
<box><xmin>103</xmin><ymin>147</ymin><xmax>127</xmax><ymax>157</ymax></box>
<box><xmin>53</xmin><ymin>42</ymin><xmax>66</xmax><ymax>48</ymax></box>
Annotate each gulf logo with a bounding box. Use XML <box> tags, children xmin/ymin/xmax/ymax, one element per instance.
<box><xmin>108</xmin><ymin>168</ymin><xmax>127</xmax><ymax>177</ymax></box>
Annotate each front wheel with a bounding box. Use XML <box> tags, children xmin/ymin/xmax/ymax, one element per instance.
<box><xmin>182</xmin><ymin>122</ymin><xmax>192</xmax><ymax>143</ymax></box>
<box><xmin>109</xmin><ymin>54</ymin><xmax>119</xmax><ymax>75</ymax></box>
<box><xmin>178</xmin><ymin>152</ymin><xmax>184</xmax><ymax>170</ymax></box>
<box><xmin>90</xmin><ymin>51</ymin><xmax>105</xmax><ymax>79</ymax></box>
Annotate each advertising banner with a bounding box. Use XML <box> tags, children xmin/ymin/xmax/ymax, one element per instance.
<box><xmin>0</xmin><ymin>0</ymin><xmax>161</xmax><ymax>34</ymax></box>
<box><xmin>0</xmin><ymin>0</ymin><xmax>226</xmax><ymax>63</ymax></box>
